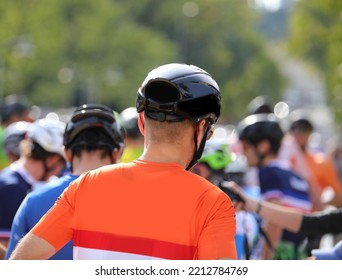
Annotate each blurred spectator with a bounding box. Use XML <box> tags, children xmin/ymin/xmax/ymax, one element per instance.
<box><xmin>289</xmin><ymin>118</ymin><xmax>342</xmax><ymax>208</ymax></box>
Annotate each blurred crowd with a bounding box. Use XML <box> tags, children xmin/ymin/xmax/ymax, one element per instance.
<box><xmin>1</xmin><ymin>92</ymin><xmax>342</xmax><ymax>260</ymax></box>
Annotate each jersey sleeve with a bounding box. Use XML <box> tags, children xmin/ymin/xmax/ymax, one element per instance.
<box><xmin>196</xmin><ymin>191</ymin><xmax>237</xmax><ymax>260</ymax></box>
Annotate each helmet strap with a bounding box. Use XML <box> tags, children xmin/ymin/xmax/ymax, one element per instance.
<box><xmin>186</xmin><ymin>125</ymin><xmax>209</xmax><ymax>171</ymax></box>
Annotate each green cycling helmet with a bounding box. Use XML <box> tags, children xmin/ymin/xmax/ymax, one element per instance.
<box><xmin>199</xmin><ymin>139</ymin><xmax>232</xmax><ymax>171</ymax></box>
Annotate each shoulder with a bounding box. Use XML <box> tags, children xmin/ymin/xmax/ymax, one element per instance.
<box><xmin>30</xmin><ymin>175</ymin><xmax>79</xmax><ymax>200</ymax></box>
<box><xmin>79</xmin><ymin>163</ymin><xmax>130</xmax><ymax>181</ymax></box>
<box><xmin>187</xmin><ymin>172</ymin><xmax>230</xmax><ymax>201</ymax></box>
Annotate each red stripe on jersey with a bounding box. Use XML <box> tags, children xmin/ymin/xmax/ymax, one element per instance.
<box><xmin>73</xmin><ymin>229</ymin><xmax>196</xmax><ymax>260</ymax></box>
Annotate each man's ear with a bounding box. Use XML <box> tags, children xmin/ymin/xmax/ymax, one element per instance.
<box><xmin>196</xmin><ymin>119</ymin><xmax>207</xmax><ymax>144</ymax></box>
<box><xmin>138</xmin><ymin>112</ymin><xmax>145</xmax><ymax>136</ymax></box>
<box><xmin>112</xmin><ymin>147</ymin><xmax>124</xmax><ymax>163</ymax></box>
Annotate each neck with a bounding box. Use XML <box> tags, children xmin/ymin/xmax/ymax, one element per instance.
<box><xmin>20</xmin><ymin>157</ymin><xmax>44</xmax><ymax>181</ymax></box>
<box><xmin>140</xmin><ymin>142</ymin><xmax>193</xmax><ymax>169</ymax></box>
<box><xmin>71</xmin><ymin>151</ymin><xmax>114</xmax><ymax>175</ymax></box>
<box><xmin>260</xmin><ymin>154</ymin><xmax>278</xmax><ymax>166</ymax></box>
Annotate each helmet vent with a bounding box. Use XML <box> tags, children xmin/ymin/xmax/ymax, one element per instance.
<box><xmin>144</xmin><ymin>81</ymin><xmax>180</xmax><ymax>103</ymax></box>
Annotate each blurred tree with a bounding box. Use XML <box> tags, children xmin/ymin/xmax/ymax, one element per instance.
<box><xmin>0</xmin><ymin>0</ymin><xmax>175</xmax><ymax>111</ymax></box>
<box><xmin>288</xmin><ymin>0</ymin><xmax>342</xmax><ymax>123</ymax></box>
<box><xmin>0</xmin><ymin>0</ymin><xmax>284</xmax><ymax>122</ymax></box>
<box><xmin>125</xmin><ymin>0</ymin><xmax>284</xmax><ymax>122</ymax></box>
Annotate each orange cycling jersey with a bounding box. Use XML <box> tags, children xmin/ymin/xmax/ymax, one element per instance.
<box><xmin>32</xmin><ymin>160</ymin><xmax>237</xmax><ymax>260</ymax></box>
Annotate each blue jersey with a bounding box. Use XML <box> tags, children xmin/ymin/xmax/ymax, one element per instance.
<box><xmin>258</xmin><ymin>161</ymin><xmax>312</xmax><ymax>259</ymax></box>
<box><xmin>0</xmin><ymin>166</ymin><xmax>32</xmax><ymax>230</ymax></box>
<box><xmin>5</xmin><ymin>174</ymin><xmax>79</xmax><ymax>260</ymax></box>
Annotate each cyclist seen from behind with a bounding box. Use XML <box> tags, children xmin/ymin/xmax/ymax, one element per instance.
<box><xmin>10</xmin><ymin>63</ymin><xmax>237</xmax><ymax>260</ymax></box>
<box><xmin>6</xmin><ymin>104</ymin><xmax>125</xmax><ymax>259</ymax></box>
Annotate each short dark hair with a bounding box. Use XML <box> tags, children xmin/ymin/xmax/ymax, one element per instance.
<box><xmin>290</xmin><ymin>118</ymin><xmax>314</xmax><ymax>133</ymax></box>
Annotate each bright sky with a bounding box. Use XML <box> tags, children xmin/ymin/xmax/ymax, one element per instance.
<box><xmin>254</xmin><ymin>0</ymin><xmax>283</xmax><ymax>12</ymax></box>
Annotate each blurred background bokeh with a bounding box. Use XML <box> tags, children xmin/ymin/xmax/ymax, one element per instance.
<box><xmin>0</xmin><ymin>0</ymin><xmax>342</xmax><ymax>148</ymax></box>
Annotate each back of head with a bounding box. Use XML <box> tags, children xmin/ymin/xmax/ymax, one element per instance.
<box><xmin>290</xmin><ymin>118</ymin><xmax>314</xmax><ymax>133</ymax></box>
<box><xmin>136</xmin><ymin>63</ymin><xmax>221</xmax><ymax>170</ymax></box>
<box><xmin>120</xmin><ymin>107</ymin><xmax>141</xmax><ymax>139</ymax></box>
<box><xmin>0</xmin><ymin>94</ymin><xmax>31</xmax><ymax>126</ymax></box>
<box><xmin>136</xmin><ymin>63</ymin><xmax>221</xmax><ymax>125</ymax></box>
<box><xmin>237</xmin><ymin>113</ymin><xmax>284</xmax><ymax>154</ymax></box>
<box><xmin>26</xmin><ymin>118</ymin><xmax>66</xmax><ymax>160</ymax></box>
<box><xmin>63</xmin><ymin>104</ymin><xmax>125</xmax><ymax>156</ymax></box>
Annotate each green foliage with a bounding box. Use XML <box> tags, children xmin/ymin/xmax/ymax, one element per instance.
<box><xmin>288</xmin><ymin>0</ymin><xmax>342</xmax><ymax>123</ymax></box>
<box><xmin>0</xmin><ymin>0</ymin><xmax>284</xmax><ymax>122</ymax></box>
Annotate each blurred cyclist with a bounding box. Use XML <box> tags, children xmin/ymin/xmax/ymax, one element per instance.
<box><xmin>237</xmin><ymin>113</ymin><xmax>313</xmax><ymax>259</ymax></box>
<box><xmin>0</xmin><ymin>94</ymin><xmax>35</xmax><ymax>170</ymax></box>
<box><xmin>0</xmin><ymin>118</ymin><xmax>66</xmax><ymax>253</ymax></box>
<box><xmin>5</xmin><ymin>104</ymin><xmax>125</xmax><ymax>259</ymax></box>
<box><xmin>3</xmin><ymin>121</ymin><xmax>33</xmax><ymax>163</ymax></box>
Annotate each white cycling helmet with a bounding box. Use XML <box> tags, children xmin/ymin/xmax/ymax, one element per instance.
<box><xmin>27</xmin><ymin>118</ymin><xmax>66</xmax><ymax>158</ymax></box>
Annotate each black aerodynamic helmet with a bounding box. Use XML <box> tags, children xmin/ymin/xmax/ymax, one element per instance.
<box><xmin>237</xmin><ymin>113</ymin><xmax>284</xmax><ymax>154</ymax></box>
<box><xmin>63</xmin><ymin>104</ymin><xmax>125</xmax><ymax>151</ymax></box>
<box><xmin>136</xmin><ymin>63</ymin><xmax>221</xmax><ymax>125</ymax></box>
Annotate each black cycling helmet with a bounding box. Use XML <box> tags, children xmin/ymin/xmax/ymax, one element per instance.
<box><xmin>136</xmin><ymin>63</ymin><xmax>221</xmax><ymax>125</ymax></box>
<box><xmin>0</xmin><ymin>94</ymin><xmax>31</xmax><ymax>124</ymax></box>
<box><xmin>64</xmin><ymin>104</ymin><xmax>125</xmax><ymax>151</ymax></box>
<box><xmin>237</xmin><ymin>113</ymin><xmax>284</xmax><ymax>154</ymax></box>
<box><xmin>136</xmin><ymin>63</ymin><xmax>221</xmax><ymax>171</ymax></box>
<box><xmin>120</xmin><ymin>107</ymin><xmax>142</xmax><ymax>139</ymax></box>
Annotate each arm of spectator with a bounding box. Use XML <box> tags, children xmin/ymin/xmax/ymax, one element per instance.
<box><xmin>225</xmin><ymin>181</ymin><xmax>303</xmax><ymax>233</ymax></box>
<box><xmin>300</xmin><ymin>208</ymin><xmax>342</xmax><ymax>235</ymax></box>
